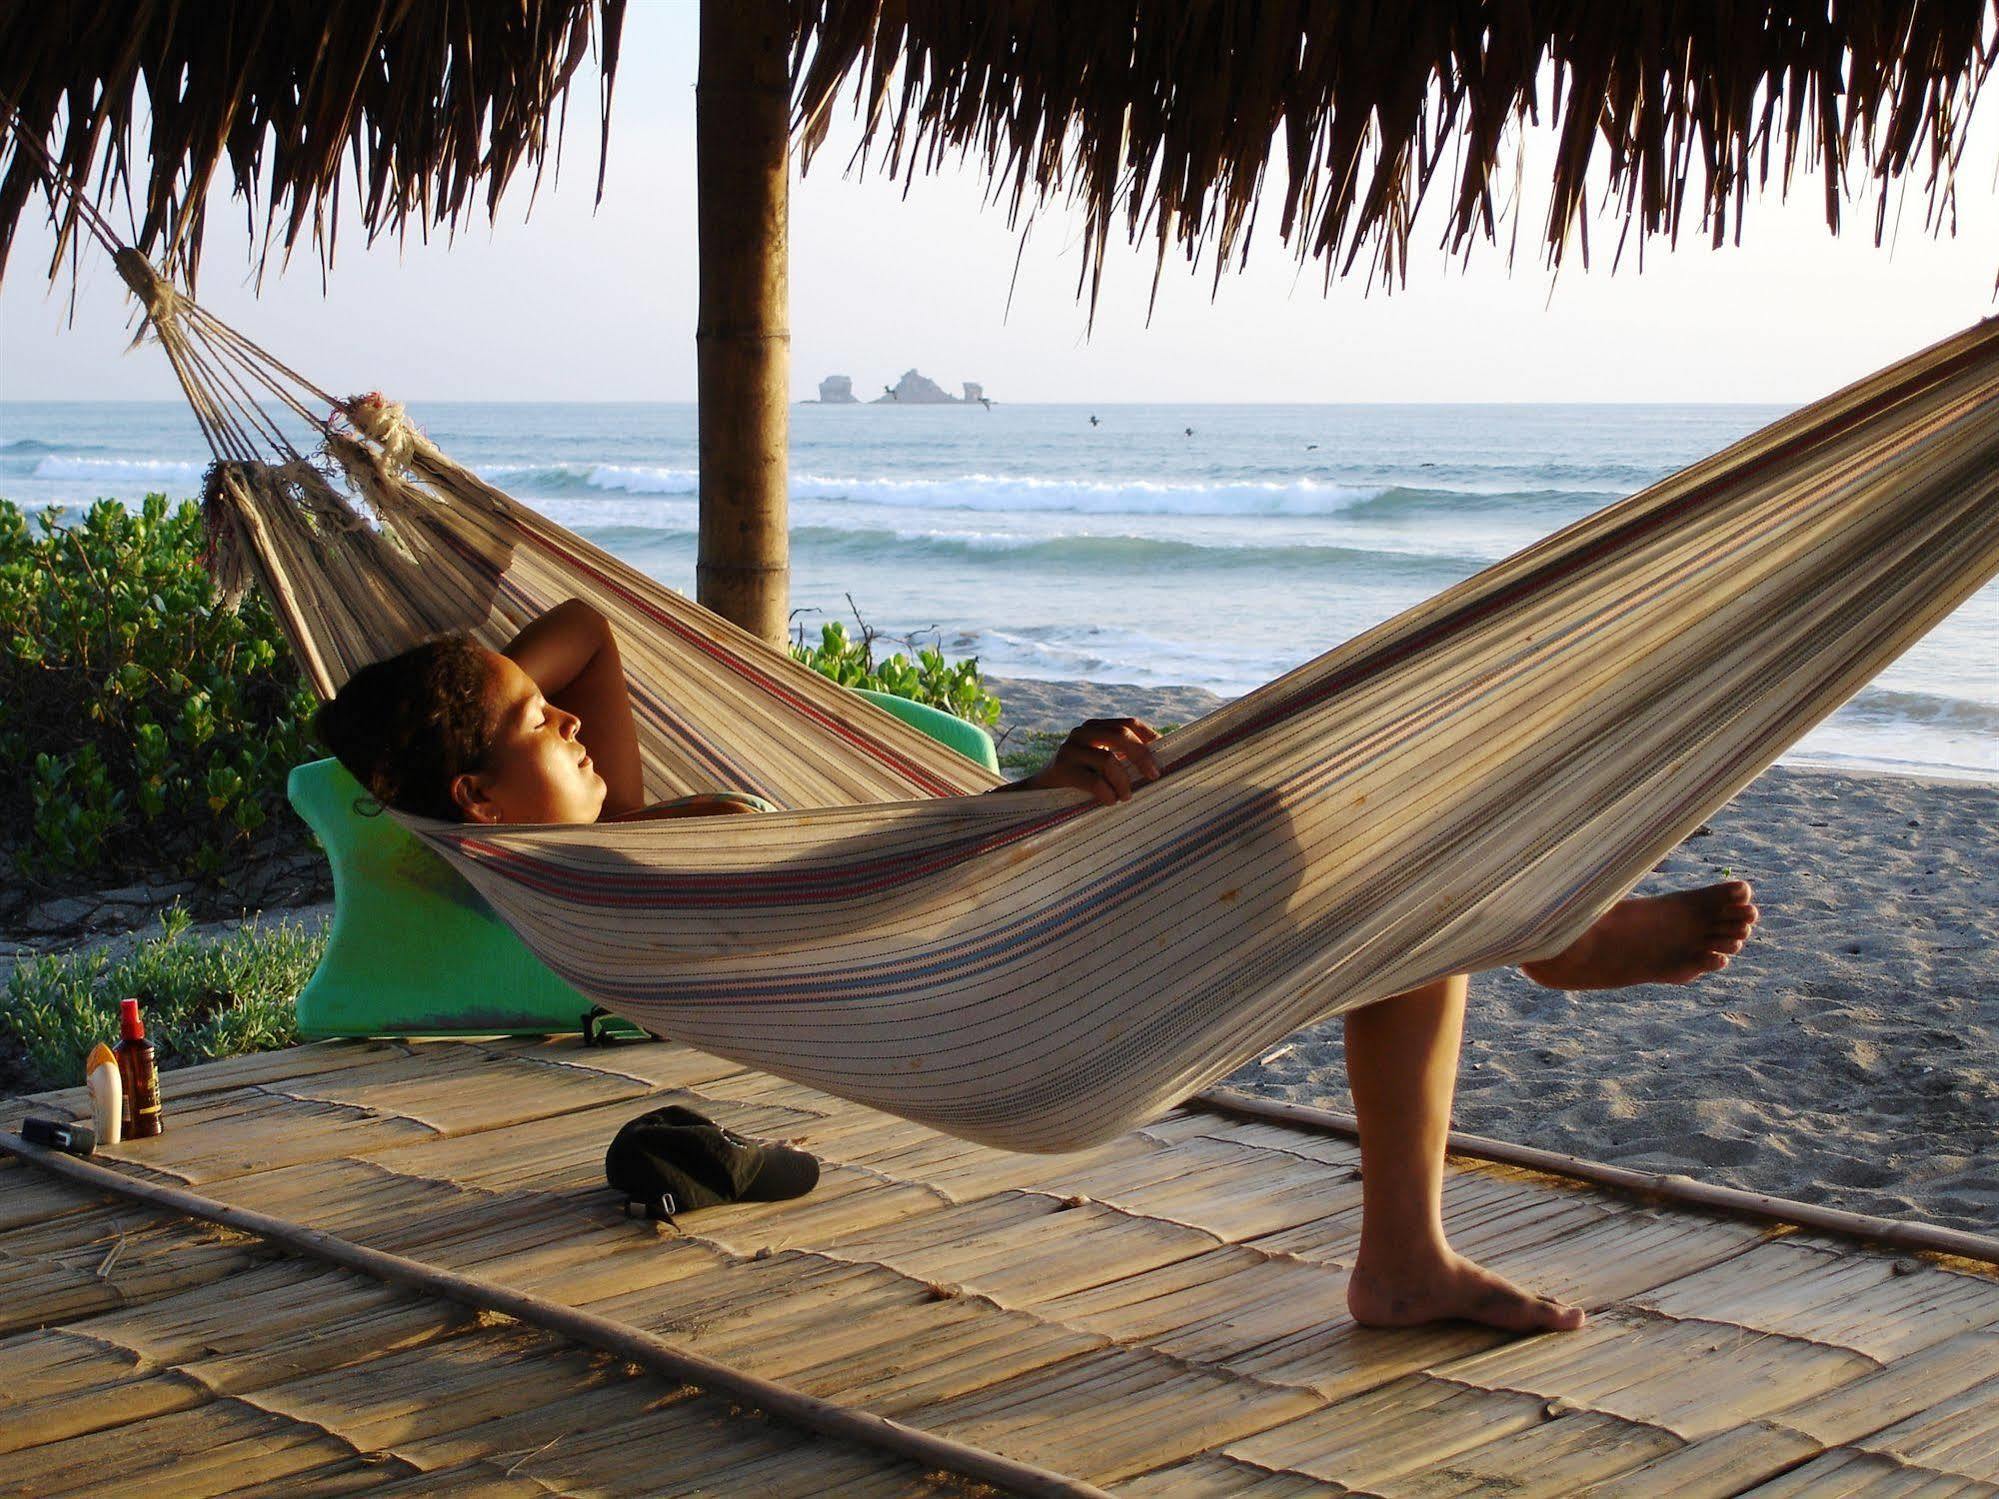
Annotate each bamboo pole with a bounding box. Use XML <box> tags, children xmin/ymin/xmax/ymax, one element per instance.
<box><xmin>1191</xmin><ymin>1087</ymin><xmax>1999</xmax><ymax>1268</ymax></box>
<box><xmin>0</xmin><ymin>1131</ymin><xmax>1113</xmax><ymax>1499</ymax></box>
<box><xmin>695</xmin><ymin>0</ymin><xmax>791</xmax><ymax>646</ymax></box>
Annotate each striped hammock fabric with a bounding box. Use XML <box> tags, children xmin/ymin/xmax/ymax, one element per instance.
<box><xmin>138</xmin><ymin>246</ymin><xmax>1999</xmax><ymax>1150</ymax></box>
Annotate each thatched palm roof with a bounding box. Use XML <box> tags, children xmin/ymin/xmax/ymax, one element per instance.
<box><xmin>791</xmin><ymin>1</ymin><xmax>1998</xmax><ymax>301</ymax></box>
<box><xmin>0</xmin><ymin>0</ymin><xmax>626</xmax><ymax>287</ymax></box>
<box><xmin>1</xmin><ymin>1</ymin><xmax>1992</xmax><ymax>296</ymax></box>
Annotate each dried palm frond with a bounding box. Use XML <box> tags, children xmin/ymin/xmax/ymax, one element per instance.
<box><xmin>3</xmin><ymin>2</ymin><xmax>1990</xmax><ymax>308</ymax></box>
<box><xmin>0</xmin><ymin>0</ymin><xmax>626</xmax><ymax>290</ymax></box>
<box><xmin>792</xmin><ymin>1</ymin><xmax>1999</xmax><ymax>305</ymax></box>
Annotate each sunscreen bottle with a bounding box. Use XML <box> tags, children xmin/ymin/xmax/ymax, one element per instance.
<box><xmin>115</xmin><ymin>999</ymin><xmax>164</xmax><ymax>1139</ymax></box>
<box><xmin>86</xmin><ymin>1042</ymin><xmax>123</xmax><ymax>1146</ymax></box>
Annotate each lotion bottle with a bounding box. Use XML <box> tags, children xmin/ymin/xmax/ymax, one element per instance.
<box><xmin>86</xmin><ymin>1042</ymin><xmax>123</xmax><ymax>1146</ymax></box>
<box><xmin>114</xmin><ymin>998</ymin><xmax>164</xmax><ymax>1139</ymax></box>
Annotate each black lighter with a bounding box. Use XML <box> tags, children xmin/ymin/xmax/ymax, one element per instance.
<box><xmin>20</xmin><ymin>1117</ymin><xmax>97</xmax><ymax>1155</ymax></box>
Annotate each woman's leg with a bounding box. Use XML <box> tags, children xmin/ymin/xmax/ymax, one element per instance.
<box><xmin>1344</xmin><ymin>975</ymin><xmax>1587</xmax><ymax>1332</ymax></box>
<box><xmin>1341</xmin><ymin>879</ymin><xmax>1758</xmax><ymax>1332</ymax></box>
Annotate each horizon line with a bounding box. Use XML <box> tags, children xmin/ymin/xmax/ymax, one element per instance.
<box><xmin>0</xmin><ymin>395</ymin><xmax>1805</xmax><ymax>409</ymax></box>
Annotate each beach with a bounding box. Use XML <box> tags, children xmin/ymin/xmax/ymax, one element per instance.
<box><xmin>991</xmin><ymin>675</ymin><xmax>1999</xmax><ymax>1233</ymax></box>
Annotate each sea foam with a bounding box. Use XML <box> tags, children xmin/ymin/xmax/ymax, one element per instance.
<box><xmin>527</xmin><ymin>462</ymin><xmax>1398</xmax><ymax>517</ymax></box>
<box><xmin>781</xmin><ymin>523</ymin><xmax>1488</xmax><ymax>576</ymax></box>
<box><xmin>1842</xmin><ymin>686</ymin><xmax>1999</xmax><ymax>737</ymax></box>
<box><xmin>32</xmin><ymin>455</ymin><xmax>206</xmax><ymax>489</ymax></box>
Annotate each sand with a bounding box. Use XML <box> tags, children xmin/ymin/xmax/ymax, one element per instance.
<box><xmin>988</xmin><ymin>675</ymin><xmax>1999</xmax><ymax>1233</ymax></box>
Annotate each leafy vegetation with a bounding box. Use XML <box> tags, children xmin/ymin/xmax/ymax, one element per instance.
<box><xmin>791</xmin><ymin>614</ymin><xmax>1001</xmax><ymax>729</ymax></box>
<box><xmin>0</xmin><ymin>495</ymin><xmax>319</xmax><ymax>898</ymax></box>
<box><xmin>3</xmin><ymin>907</ymin><xmax>325</xmax><ymax>1092</ymax></box>
<box><xmin>997</xmin><ymin>729</ymin><xmax>1067</xmax><ymax>779</ymax></box>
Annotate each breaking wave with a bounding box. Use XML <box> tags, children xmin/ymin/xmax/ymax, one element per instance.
<box><xmin>30</xmin><ymin>455</ymin><xmax>206</xmax><ymax>490</ymax></box>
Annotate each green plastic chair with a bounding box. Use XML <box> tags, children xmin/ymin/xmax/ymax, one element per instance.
<box><xmin>849</xmin><ymin>687</ymin><xmax>999</xmax><ymax>774</ymax></box>
<box><xmin>288</xmin><ymin>688</ymin><xmax>998</xmax><ymax>1038</ymax></box>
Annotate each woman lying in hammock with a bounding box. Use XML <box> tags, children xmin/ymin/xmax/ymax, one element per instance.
<box><xmin>318</xmin><ymin>598</ymin><xmax>1760</xmax><ymax>1336</ymax></box>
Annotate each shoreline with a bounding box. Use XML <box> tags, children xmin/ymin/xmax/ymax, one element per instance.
<box><xmin>985</xmin><ymin>673</ymin><xmax>1998</xmax><ymax>785</ymax></box>
<box><xmin>989</xmin><ymin>674</ymin><xmax>1998</xmax><ymax>1232</ymax></box>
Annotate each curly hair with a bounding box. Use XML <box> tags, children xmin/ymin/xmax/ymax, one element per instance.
<box><xmin>314</xmin><ymin>635</ymin><xmax>499</xmax><ymax>820</ymax></box>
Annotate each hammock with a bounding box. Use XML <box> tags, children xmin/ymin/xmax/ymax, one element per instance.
<box><xmin>106</xmin><ymin>247</ymin><xmax>1999</xmax><ymax>1152</ymax></box>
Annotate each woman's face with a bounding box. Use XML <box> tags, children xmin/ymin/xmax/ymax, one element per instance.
<box><xmin>451</xmin><ymin>650</ymin><xmax>607</xmax><ymax>824</ymax></box>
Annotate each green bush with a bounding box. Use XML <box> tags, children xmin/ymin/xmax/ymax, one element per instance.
<box><xmin>997</xmin><ymin>729</ymin><xmax>1067</xmax><ymax>779</ymax></box>
<box><xmin>792</xmin><ymin>618</ymin><xmax>1001</xmax><ymax>728</ymax></box>
<box><xmin>3</xmin><ymin>906</ymin><xmax>324</xmax><ymax>1092</ymax></box>
<box><xmin>0</xmin><ymin>494</ymin><xmax>318</xmax><ymax>891</ymax></box>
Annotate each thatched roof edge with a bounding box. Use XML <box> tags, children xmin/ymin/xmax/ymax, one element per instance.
<box><xmin>3</xmin><ymin>2</ymin><xmax>1993</xmax><ymax>304</ymax></box>
<box><xmin>791</xmin><ymin>1</ymin><xmax>1999</xmax><ymax>306</ymax></box>
<box><xmin>0</xmin><ymin>0</ymin><xmax>626</xmax><ymax>289</ymax></box>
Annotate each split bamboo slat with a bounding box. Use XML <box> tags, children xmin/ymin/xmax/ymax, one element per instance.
<box><xmin>0</xmin><ymin>1173</ymin><xmax>973</xmax><ymax>1496</ymax></box>
<box><xmin>0</xmin><ymin>1157</ymin><xmax>118</xmax><ymax>1231</ymax></box>
<box><xmin>0</xmin><ymin>1205</ymin><xmax>273</xmax><ymax>1338</ymax></box>
<box><xmin>4</xmin><ymin>1032</ymin><xmax>1997</xmax><ymax>1497</ymax></box>
<box><xmin>0</xmin><ymin>1037</ymin><xmax>413</xmax><ymax>1131</ymax></box>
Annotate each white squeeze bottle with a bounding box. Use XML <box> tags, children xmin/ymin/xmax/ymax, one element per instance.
<box><xmin>86</xmin><ymin>1042</ymin><xmax>123</xmax><ymax>1147</ymax></box>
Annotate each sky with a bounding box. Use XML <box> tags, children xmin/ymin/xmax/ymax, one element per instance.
<box><xmin>3</xmin><ymin>3</ymin><xmax>1996</xmax><ymax>406</ymax></box>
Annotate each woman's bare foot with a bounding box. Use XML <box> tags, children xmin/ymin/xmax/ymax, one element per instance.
<box><xmin>1521</xmin><ymin>880</ymin><xmax>1758</xmax><ymax>990</ymax></box>
<box><xmin>1348</xmin><ymin>1249</ymin><xmax>1586</xmax><ymax>1333</ymax></box>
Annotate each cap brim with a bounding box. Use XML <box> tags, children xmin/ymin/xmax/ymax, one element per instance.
<box><xmin>742</xmin><ymin>1143</ymin><xmax>820</xmax><ymax>1202</ymax></box>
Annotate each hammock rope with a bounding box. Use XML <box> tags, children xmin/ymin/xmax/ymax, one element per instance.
<box><xmin>57</xmin><ymin>232</ymin><xmax>1999</xmax><ymax>1151</ymax></box>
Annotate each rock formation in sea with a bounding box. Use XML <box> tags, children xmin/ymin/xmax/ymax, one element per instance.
<box><xmin>872</xmin><ymin>369</ymin><xmax>980</xmax><ymax>404</ymax></box>
<box><xmin>810</xmin><ymin>370</ymin><xmax>992</xmax><ymax>404</ymax></box>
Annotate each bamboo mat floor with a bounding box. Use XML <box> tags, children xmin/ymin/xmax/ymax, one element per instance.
<box><xmin>2</xmin><ymin>1036</ymin><xmax>1995</xmax><ymax>1497</ymax></box>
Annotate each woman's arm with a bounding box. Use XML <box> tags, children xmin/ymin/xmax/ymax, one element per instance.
<box><xmin>502</xmin><ymin>600</ymin><xmax>647</xmax><ymax>817</ymax></box>
<box><xmin>500</xmin><ymin>600</ymin><xmax>1163</xmax><ymax>817</ymax></box>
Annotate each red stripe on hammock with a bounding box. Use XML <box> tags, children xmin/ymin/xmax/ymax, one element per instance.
<box><xmin>439</xmin><ymin>800</ymin><xmax>1088</xmax><ymax>906</ymax></box>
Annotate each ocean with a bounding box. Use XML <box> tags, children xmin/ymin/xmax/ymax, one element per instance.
<box><xmin>4</xmin><ymin>399</ymin><xmax>1995</xmax><ymax>781</ymax></box>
